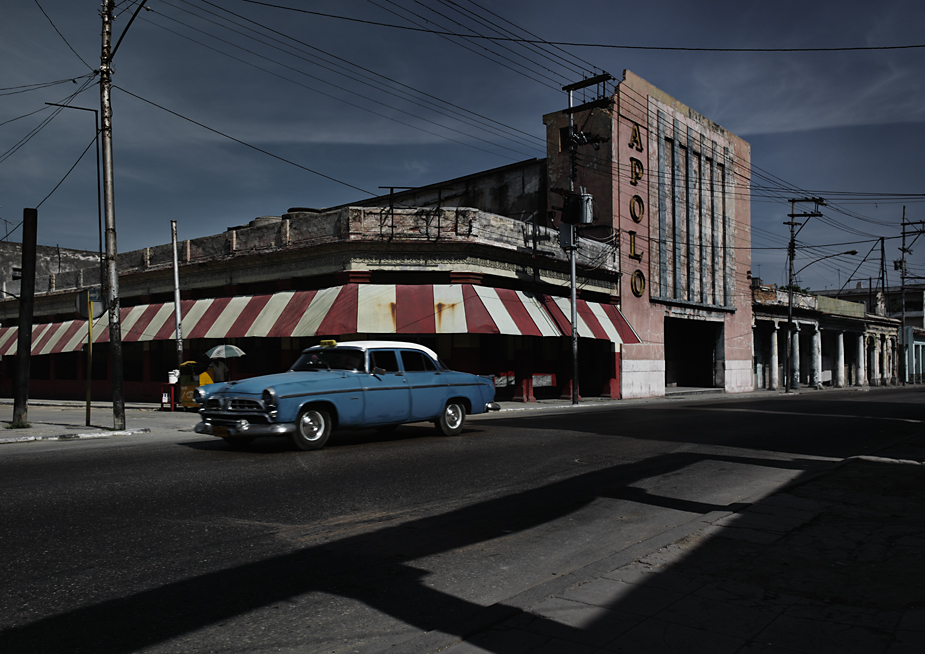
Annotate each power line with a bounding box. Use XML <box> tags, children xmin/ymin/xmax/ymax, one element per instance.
<box><xmin>32</xmin><ymin>0</ymin><xmax>94</xmax><ymax>70</ymax></box>
<box><xmin>0</xmin><ymin>76</ymin><xmax>97</xmax><ymax>165</ymax></box>
<box><xmin>192</xmin><ymin>0</ymin><xmax>546</xmax><ymax>147</ymax></box>
<box><xmin>143</xmin><ymin>6</ymin><xmax>536</xmax><ymax>159</ymax></box>
<box><xmin>457</xmin><ymin>0</ymin><xmax>601</xmax><ymax>76</ymax></box>
<box><xmin>240</xmin><ymin>1</ymin><xmax>925</xmax><ymax>53</ymax></box>
<box><xmin>114</xmin><ymin>85</ymin><xmax>378</xmax><ymax>197</ymax></box>
<box><xmin>36</xmin><ymin>134</ymin><xmax>98</xmax><ymax>209</ymax></box>
<box><xmin>364</xmin><ymin>0</ymin><xmax>561</xmax><ymax>90</ymax></box>
<box><xmin>0</xmin><ymin>75</ymin><xmax>95</xmax><ymax>97</ymax></box>
<box><xmin>162</xmin><ymin>1</ymin><xmax>544</xmax><ymax>153</ymax></box>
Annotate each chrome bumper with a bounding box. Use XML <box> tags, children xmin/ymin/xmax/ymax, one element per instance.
<box><xmin>485</xmin><ymin>402</ymin><xmax>501</xmax><ymax>412</ymax></box>
<box><xmin>195</xmin><ymin>420</ymin><xmax>295</xmax><ymax>438</ymax></box>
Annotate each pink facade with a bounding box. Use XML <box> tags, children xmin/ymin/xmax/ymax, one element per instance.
<box><xmin>545</xmin><ymin>70</ymin><xmax>753</xmax><ymax>397</ymax></box>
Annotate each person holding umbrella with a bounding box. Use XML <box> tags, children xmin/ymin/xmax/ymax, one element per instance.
<box><xmin>205</xmin><ymin>344</ymin><xmax>245</xmax><ymax>383</ymax></box>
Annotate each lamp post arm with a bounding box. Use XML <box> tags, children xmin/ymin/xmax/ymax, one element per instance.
<box><xmin>111</xmin><ymin>0</ymin><xmax>149</xmax><ymax>59</ymax></box>
<box><xmin>793</xmin><ymin>251</ymin><xmax>858</xmax><ymax>279</ymax></box>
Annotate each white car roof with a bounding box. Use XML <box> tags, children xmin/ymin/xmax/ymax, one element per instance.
<box><xmin>305</xmin><ymin>340</ymin><xmax>440</xmax><ymax>360</ymax></box>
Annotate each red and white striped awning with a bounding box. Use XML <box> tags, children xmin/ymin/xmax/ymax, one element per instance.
<box><xmin>0</xmin><ymin>284</ymin><xmax>639</xmax><ymax>357</ymax></box>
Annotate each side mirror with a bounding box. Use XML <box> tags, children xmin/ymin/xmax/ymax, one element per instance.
<box><xmin>372</xmin><ymin>367</ymin><xmax>386</xmax><ymax>375</ymax></box>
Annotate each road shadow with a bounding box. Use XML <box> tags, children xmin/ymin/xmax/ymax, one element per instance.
<box><xmin>454</xmin><ymin>453</ymin><xmax>925</xmax><ymax>653</ymax></box>
<box><xmin>0</xmin><ymin>448</ymin><xmax>829</xmax><ymax>653</ymax></box>
<box><xmin>485</xmin><ymin>397</ymin><xmax>923</xmax><ymax>458</ymax></box>
<box><xmin>180</xmin><ymin>423</ymin><xmax>488</xmax><ymax>453</ymax></box>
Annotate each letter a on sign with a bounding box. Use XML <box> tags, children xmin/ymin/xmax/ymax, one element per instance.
<box><xmin>629</xmin><ymin>123</ymin><xmax>644</xmax><ymax>152</ymax></box>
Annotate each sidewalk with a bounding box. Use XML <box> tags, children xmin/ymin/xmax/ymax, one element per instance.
<box><xmin>399</xmin><ymin>433</ymin><xmax>925</xmax><ymax>654</ymax></box>
<box><xmin>0</xmin><ymin>399</ymin><xmax>160</xmax><ymax>443</ymax></box>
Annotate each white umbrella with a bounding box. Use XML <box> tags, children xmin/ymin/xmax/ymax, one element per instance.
<box><xmin>205</xmin><ymin>344</ymin><xmax>246</xmax><ymax>359</ymax></box>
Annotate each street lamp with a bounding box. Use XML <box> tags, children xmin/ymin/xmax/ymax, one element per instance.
<box><xmin>45</xmin><ymin>103</ymin><xmax>104</xmax><ymax>295</ymax></box>
<box><xmin>46</xmin><ymin>102</ymin><xmax>104</xmax><ymax>428</ymax></box>
<box><xmin>785</xmin><ymin>250</ymin><xmax>858</xmax><ymax>393</ymax></box>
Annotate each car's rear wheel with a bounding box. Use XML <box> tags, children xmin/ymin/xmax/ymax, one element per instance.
<box><xmin>291</xmin><ymin>408</ymin><xmax>332</xmax><ymax>451</ymax></box>
<box><xmin>436</xmin><ymin>401</ymin><xmax>466</xmax><ymax>436</ymax></box>
<box><xmin>223</xmin><ymin>436</ymin><xmax>255</xmax><ymax>449</ymax></box>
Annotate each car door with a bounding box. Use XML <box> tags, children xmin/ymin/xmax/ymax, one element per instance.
<box><xmin>363</xmin><ymin>349</ymin><xmax>411</xmax><ymax>424</ymax></box>
<box><xmin>400</xmin><ymin>349</ymin><xmax>448</xmax><ymax>421</ymax></box>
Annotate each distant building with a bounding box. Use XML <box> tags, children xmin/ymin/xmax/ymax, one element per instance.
<box><xmin>815</xmin><ymin>282</ymin><xmax>925</xmax><ymax>329</ymax></box>
<box><xmin>752</xmin><ymin>280</ymin><xmax>900</xmax><ymax>389</ymax></box>
<box><xmin>0</xmin><ymin>70</ymin><xmax>753</xmax><ymax>403</ymax></box>
<box><xmin>0</xmin><ymin>241</ymin><xmax>99</xmax><ymax>301</ymax></box>
<box><xmin>815</xmin><ymin>282</ymin><xmax>925</xmax><ymax>382</ymax></box>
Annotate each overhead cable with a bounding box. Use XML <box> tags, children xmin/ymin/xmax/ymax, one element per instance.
<box><xmin>240</xmin><ymin>1</ymin><xmax>925</xmax><ymax>52</ymax></box>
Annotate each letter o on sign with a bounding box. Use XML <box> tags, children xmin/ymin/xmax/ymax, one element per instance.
<box><xmin>629</xmin><ymin>195</ymin><xmax>645</xmax><ymax>223</ymax></box>
<box><xmin>631</xmin><ymin>270</ymin><xmax>646</xmax><ymax>297</ymax></box>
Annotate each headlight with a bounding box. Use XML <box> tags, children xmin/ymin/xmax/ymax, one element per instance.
<box><xmin>193</xmin><ymin>387</ymin><xmax>206</xmax><ymax>405</ymax></box>
<box><xmin>262</xmin><ymin>387</ymin><xmax>278</xmax><ymax>409</ymax></box>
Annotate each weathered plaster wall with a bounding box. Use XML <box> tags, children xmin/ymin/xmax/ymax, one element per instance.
<box><xmin>0</xmin><ymin>208</ymin><xmax>619</xmax><ymax>323</ymax></box>
<box><xmin>543</xmin><ymin>70</ymin><xmax>753</xmax><ymax>399</ymax></box>
<box><xmin>0</xmin><ymin>241</ymin><xmax>100</xmax><ymax>300</ymax></box>
<box><xmin>341</xmin><ymin>159</ymin><xmax>548</xmax><ymax>225</ymax></box>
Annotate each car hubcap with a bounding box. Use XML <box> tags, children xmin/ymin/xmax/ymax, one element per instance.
<box><xmin>300</xmin><ymin>412</ymin><xmax>324</xmax><ymax>441</ymax></box>
<box><xmin>445</xmin><ymin>405</ymin><xmax>462</xmax><ymax>430</ymax></box>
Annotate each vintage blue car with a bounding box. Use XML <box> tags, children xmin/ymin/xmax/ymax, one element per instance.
<box><xmin>194</xmin><ymin>340</ymin><xmax>499</xmax><ymax>450</ymax></box>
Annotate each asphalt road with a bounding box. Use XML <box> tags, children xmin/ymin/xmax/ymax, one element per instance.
<box><xmin>1</xmin><ymin>387</ymin><xmax>922</xmax><ymax>653</ymax></box>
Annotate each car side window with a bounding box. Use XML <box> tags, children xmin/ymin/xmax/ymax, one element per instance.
<box><xmin>369</xmin><ymin>350</ymin><xmax>400</xmax><ymax>373</ymax></box>
<box><xmin>400</xmin><ymin>350</ymin><xmax>437</xmax><ymax>372</ymax></box>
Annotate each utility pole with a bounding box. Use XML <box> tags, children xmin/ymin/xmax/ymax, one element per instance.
<box><xmin>900</xmin><ymin>207</ymin><xmax>907</xmax><ymax>384</ymax></box>
<box><xmin>880</xmin><ymin>237</ymin><xmax>887</xmax><ymax>300</ymax></box>
<box><xmin>558</xmin><ymin>73</ymin><xmax>613</xmax><ymax>405</ymax></box>
<box><xmin>171</xmin><ymin>221</ymin><xmax>183</xmax><ymax>372</ymax></box>
<box><xmin>100</xmin><ymin>0</ymin><xmax>125</xmax><ymax>429</ymax></box>
<box><xmin>566</xmin><ymin>84</ymin><xmax>579</xmax><ymax>406</ymax></box>
<box><xmin>12</xmin><ymin>209</ymin><xmax>38</xmax><ymax>426</ymax></box>
<box><xmin>784</xmin><ymin>198</ymin><xmax>824</xmax><ymax>392</ymax></box>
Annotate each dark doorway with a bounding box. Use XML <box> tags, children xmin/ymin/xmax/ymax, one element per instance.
<box><xmin>664</xmin><ymin>317</ymin><xmax>723</xmax><ymax>388</ymax></box>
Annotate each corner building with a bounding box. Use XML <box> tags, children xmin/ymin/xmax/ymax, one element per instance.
<box><xmin>0</xmin><ymin>71</ymin><xmax>751</xmax><ymax>403</ymax></box>
<box><xmin>544</xmin><ymin>71</ymin><xmax>753</xmax><ymax>397</ymax></box>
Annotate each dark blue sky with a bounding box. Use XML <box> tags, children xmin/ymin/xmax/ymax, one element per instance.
<box><xmin>2</xmin><ymin>0</ymin><xmax>924</xmax><ymax>291</ymax></box>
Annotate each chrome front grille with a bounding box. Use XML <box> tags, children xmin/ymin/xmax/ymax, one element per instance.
<box><xmin>203</xmin><ymin>397</ymin><xmax>263</xmax><ymax>411</ymax></box>
<box><xmin>229</xmin><ymin>398</ymin><xmax>262</xmax><ymax>411</ymax></box>
<box><xmin>201</xmin><ymin>395</ymin><xmax>271</xmax><ymax>425</ymax></box>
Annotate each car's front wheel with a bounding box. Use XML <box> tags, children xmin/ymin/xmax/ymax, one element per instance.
<box><xmin>436</xmin><ymin>401</ymin><xmax>466</xmax><ymax>436</ymax></box>
<box><xmin>291</xmin><ymin>408</ymin><xmax>332</xmax><ymax>451</ymax></box>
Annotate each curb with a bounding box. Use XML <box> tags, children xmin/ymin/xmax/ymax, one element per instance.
<box><xmin>0</xmin><ymin>428</ymin><xmax>151</xmax><ymax>445</ymax></box>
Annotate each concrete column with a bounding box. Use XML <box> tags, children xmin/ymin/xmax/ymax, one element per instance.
<box><xmin>857</xmin><ymin>333</ymin><xmax>867</xmax><ymax>386</ymax></box>
<box><xmin>913</xmin><ymin>344</ymin><xmax>918</xmax><ymax>383</ymax></box>
<box><xmin>915</xmin><ymin>345</ymin><xmax>922</xmax><ymax>384</ymax></box>
<box><xmin>870</xmin><ymin>336</ymin><xmax>881</xmax><ymax>386</ymax></box>
<box><xmin>882</xmin><ymin>338</ymin><xmax>889</xmax><ymax>385</ymax></box>
<box><xmin>888</xmin><ymin>339</ymin><xmax>895</xmax><ymax>384</ymax></box>
<box><xmin>769</xmin><ymin>324</ymin><xmax>779</xmax><ymax>390</ymax></box>
<box><xmin>915</xmin><ymin>345</ymin><xmax>925</xmax><ymax>383</ymax></box>
<box><xmin>791</xmin><ymin>324</ymin><xmax>801</xmax><ymax>389</ymax></box>
<box><xmin>811</xmin><ymin>325</ymin><xmax>822</xmax><ymax>388</ymax></box>
<box><xmin>836</xmin><ymin>331</ymin><xmax>845</xmax><ymax>388</ymax></box>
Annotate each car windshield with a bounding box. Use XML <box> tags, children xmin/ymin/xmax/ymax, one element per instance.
<box><xmin>290</xmin><ymin>348</ymin><xmax>365</xmax><ymax>372</ymax></box>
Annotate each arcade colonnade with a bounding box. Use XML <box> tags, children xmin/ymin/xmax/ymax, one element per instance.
<box><xmin>754</xmin><ymin>319</ymin><xmax>897</xmax><ymax>390</ymax></box>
